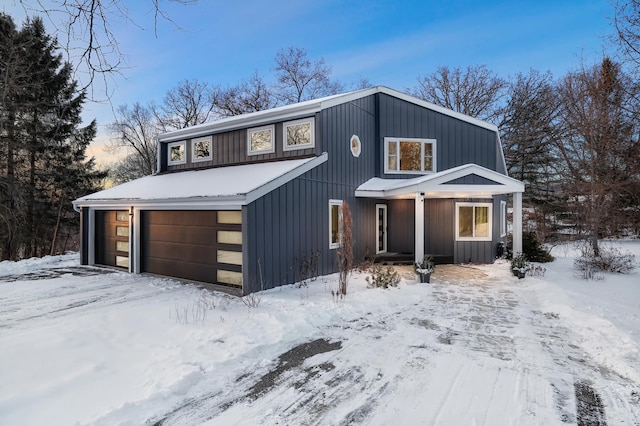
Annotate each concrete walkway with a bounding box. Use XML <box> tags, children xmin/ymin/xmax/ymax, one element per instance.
<box><xmin>393</xmin><ymin>263</ymin><xmax>489</xmax><ymax>283</ymax></box>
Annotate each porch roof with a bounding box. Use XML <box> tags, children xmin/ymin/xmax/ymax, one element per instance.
<box><xmin>355</xmin><ymin>163</ymin><xmax>524</xmax><ymax>199</ymax></box>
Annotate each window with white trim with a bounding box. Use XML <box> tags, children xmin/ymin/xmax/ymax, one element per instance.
<box><xmin>192</xmin><ymin>136</ymin><xmax>212</xmax><ymax>162</ymax></box>
<box><xmin>329</xmin><ymin>199</ymin><xmax>342</xmax><ymax>249</ymax></box>
<box><xmin>456</xmin><ymin>202</ymin><xmax>492</xmax><ymax>241</ymax></box>
<box><xmin>167</xmin><ymin>141</ymin><xmax>186</xmax><ymax>165</ymax></box>
<box><xmin>384</xmin><ymin>137</ymin><xmax>436</xmax><ymax>174</ymax></box>
<box><xmin>248</xmin><ymin>125</ymin><xmax>275</xmax><ymax>155</ymax></box>
<box><xmin>283</xmin><ymin>117</ymin><xmax>315</xmax><ymax>151</ymax></box>
<box><xmin>500</xmin><ymin>200</ymin><xmax>507</xmax><ymax>237</ymax></box>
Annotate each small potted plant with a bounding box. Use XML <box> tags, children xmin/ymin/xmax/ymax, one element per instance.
<box><xmin>511</xmin><ymin>252</ymin><xmax>529</xmax><ymax>279</ymax></box>
<box><xmin>415</xmin><ymin>254</ymin><xmax>436</xmax><ymax>283</ymax></box>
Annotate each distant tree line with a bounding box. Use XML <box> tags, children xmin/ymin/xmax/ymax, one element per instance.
<box><xmin>0</xmin><ymin>14</ymin><xmax>105</xmax><ymax>260</ymax></box>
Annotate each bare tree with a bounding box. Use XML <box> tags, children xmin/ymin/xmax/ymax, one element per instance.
<box><xmin>153</xmin><ymin>79</ymin><xmax>216</xmax><ymax>131</ymax></box>
<box><xmin>555</xmin><ymin>58</ymin><xmax>639</xmax><ymax>254</ymax></box>
<box><xmin>274</xmin><ymin>46</ymin><xmax>343</xmax><ymax>104</ymax></box>
<box><xmin>411</xmin><ymin>65</ymin><xmax>507</xmax><ymax>122</ymax></box>
<box><xmin>17</xmin><ymin>0</ymin><xmax>198</xmax><ymax>99</ymax></box>
<box><xmin>108</xmin><ymin>102</ymin><xmax>158</xmax><ymax>177</ymax></box>
<box><xmin>613</xmin><ymin>0</ymin><xmax>640</xmax><ymax>67</ymax></box>
<box><xmin>212</xmin><ymin>72</ymin><xmax>275</xmax><ymax>117</ymax></box>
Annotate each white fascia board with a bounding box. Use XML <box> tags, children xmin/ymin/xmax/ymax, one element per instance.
<box><xmin>354</xmin><ymin>190</ymin><xmax>386</xmax><ymax>198</ymax></box>
<box><xmin>245</xmin><ymin>152</ymin><xmax>328</xmax><ymax>204</ymax></box>
<box><xmin>496</xmin><ymin>132</ymin><xmax>509</xmax><ymax>176</ymax></box>
<box><xmin>73</xmin><ymin>196</ymin><xmax>245</xmax><ymax>210</ymax></box>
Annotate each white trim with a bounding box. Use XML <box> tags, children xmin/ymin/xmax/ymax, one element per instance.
<box><xmin>375</xmin><ymin>204</ymin><xmax>387</xmax><ymax>254</ymax></box>
<box><xmin>329</xmin><ymin>199</ymin><xmax>342</xmax><ymax>249</ymax></box>
<box><xmin>350</xmin><ymin>135</ymin><xmax>361</xmax><ymax>158</ymax></box>
<box><xmin>415</xmin><ymin>193</ymin><xmax>425</xmax><ymax>263</ymax></box>
<box><xmin>283</xmin><ymin>117</ymin><xmax>315</xmax><ymax>151</ymax></box>
<box><xmin>191</xmin><ymin>136</ymin><xmax>212</xmax><ymax>163</ymax></box>
<box><xmin>384</xmin><ymin>137</ymin><xmax>436</xmax><ymax>175</ymax></box>
<box><xmin>355</xmin><ymin>163</ymin><xmax>525</xmax><ymax>199</ymax></box>
<box><xmin>167</xmin><ymin>141</ymin><xmax>186</xmax><ymax>165</ymax></box>
<box><xmin>500</xmin><ymin>200</ymin><xmax>507</xmax><ymax>237</ymax></box>
<box><xmin>513</xmin><ymin>192</ymin><xmax>523</xmax><ymax>254</ymax></box>
<box><xmin>455</xmin><ymin>202</ymin><xmax>493</xmax><ymax>241</ymax></box>
<box><xmin>247</xmin><ymin>124</ymin><xmax>275</xmax><ymax>156</ymax></box>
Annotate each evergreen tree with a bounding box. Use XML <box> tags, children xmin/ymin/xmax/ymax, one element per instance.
<box><xmin>0</xmin><ymin>14</ymin><xmax>106</xmax><ymax>260</ymax></box>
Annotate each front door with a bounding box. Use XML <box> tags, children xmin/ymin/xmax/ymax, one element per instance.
<box><xmin>376</xmin><ymin>204</ymin><xmax>387</xmax><ymax>254</ymax></box>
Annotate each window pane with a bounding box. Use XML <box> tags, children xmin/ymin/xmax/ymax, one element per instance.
<box><xmin>286</xmin><ymin>122</ymin><xmax>311</xmax><ymax>146</ymax></box>
<box><xmin>218</xmin><ymin>230</ymin><xmax>242</xmax><ymax>245</ymax></box>
<box><xmin>218</xmin><ymin>211</ymin><xmax>242</xmax><ymax>224</ymax></box>
<box><xmin>116</xmin><ymin>241</ymin><xmax>129</xmax><ymax>253</ymax></box>
<box><xmin>399</xmin><ymin>141</ymin><xmax>422</xmax><ymax>171</ymax></box>
<box><xmin>388</xmin><ymin>141</ymin><xmax>397</xmax><ymax>155</ymax></box>
<box><xmin>475</xmin><ymin>206</ymin><xmax>490</xmax><ymax>237</ymax></box>
<box><xmin>423</xmin><ymin>143</ymin><xmax>433</xmax><ymax>171</ymax></box>
<box><xmin>170</xmin><ymin>145</ymin><xmax>184</xmax><ymax>162</ymax></box>
<box><xmin>194</xmin><ymin>140</ymin><xmax>210</xmax><ymax>158</ymax></box>
<box><xmin>116</xmin><ymin>211</ymin><xmax>128</xmax><ymax>222</ymax></box>
<box><xmin>115</xmin><ymin>255</ymin><xmax>129</xmax><ymax>268</ymax></box>
<box><xmin>251</xmin><ymin>129</ymin><xmax>273</xmax><ymax>151</ymax></box>
<box><xmin>217</xmin><ymin>270</ymin><xmax>242</xmax><ymax>286</ymax></box>
<box><xmin>387</xmin><ymin>155</ymin><xmax>397</xmax><ymax>171</ymax></box>
<box><xmin>217</xmin><ymin>250</ymin><xmax>242</xmax><ymax>265</ymax></box>
<box><xmin>116</xmin><ymin>226</ymin><xmax>129</xmax><ymax>237</ymax></box>
<box><xmin>458</xmin><ymin>206</ymin><xmax>473</xmax><ymax>238</ymax></box>
<box><xmin>331</xmin><ymin>204</ymin><xmax>340</xmax><ymax>245</ymax></box>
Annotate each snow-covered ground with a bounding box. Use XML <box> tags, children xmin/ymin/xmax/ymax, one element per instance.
<box><xmin>1</xmin><ymin>242</ymin><xmax>639</xmax><ymax>425</ymax></box>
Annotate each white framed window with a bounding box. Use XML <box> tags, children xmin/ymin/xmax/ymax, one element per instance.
<box><xmin>167</xmin><ymin>141</ymin><xmax>186</xmax><ymax>165</ymax></box>
<box><xmin>329</xmin><ymin>199</ymin><xmax>343</xmax><ymax>249</ymax></box>
<box><xmin>384</xmin><ymin>137</ymin><xmax>436</xmax><ymax>174</ymax></box>
<box><xmin>500</xmin><ymin>200</ymin><xmax>507</xmax><ymax>237</ymax></box>
<box><xmin>192</xmin><ymin>136</ymin><xmax>212</xmax><ymax>162</ymax></box>
<box><xmin>247</xmin><ymin>124</ymin><xmax>275</xmax><ymax>155</ymax></box>
<box><xmin>350</xmin><ymin>135</ymin><xmax>361</xmax><ymax>157</ymax></box>
<box><xmin>283</xmin><ymin>117</ymin><xmax>315</xmax><ymax>151</ymax></box>
<box><xmin>456</xmin><ymin>202</ymin><xmax>492</xmax><ymax>241</ymax></box>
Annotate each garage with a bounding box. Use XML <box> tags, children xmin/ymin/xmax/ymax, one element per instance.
<box><xmin>95</xmin><ymin>210</ymin><xmax>130</xmax><ymax>269</ymax></box>
<box><xmin>140</xmin><ymin>210</ymin><xmax>242</xmax><ymax>287</ymax></box>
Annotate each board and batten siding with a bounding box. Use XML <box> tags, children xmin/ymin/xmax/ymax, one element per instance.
<box><xmin>161</xmin><ymin>115</ymin><xmax>320</xmax><ymax>172</ymax></box>
<box><xmin>244</xmin><ymin>95</ymin><xmax>378</xmax><ymax>293</ymax></box>
<box><xmin>376</xmin><ymin>93</ymin><xmax>500</xmax><ymax>178</ymax></box>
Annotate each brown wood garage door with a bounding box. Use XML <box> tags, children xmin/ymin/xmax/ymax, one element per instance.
<box><xmin>140</xmin><ymin>210</ymin><xmax>242</xmax><ymax>287</ymax></box>
<box><xmin>95</xmin><ymin>210</ymin><xmax>130</xmax><ymax>269</ymax></box>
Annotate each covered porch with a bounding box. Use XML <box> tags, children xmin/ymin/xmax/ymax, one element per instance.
<box><xmin>355</xmin><ymin>164</ymin><xmax>525</xmax><ymax>264</ymax></box>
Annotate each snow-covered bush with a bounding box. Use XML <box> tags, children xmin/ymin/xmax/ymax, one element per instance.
<box><xmin>574</xmin><ymin>243</ymin><xmax>636</xmax><ymax>279</ymax></box>
<box><xmin>366</xmin><ymin>264</ymin><xmax>401</xmax><ymax>289</ymax></box>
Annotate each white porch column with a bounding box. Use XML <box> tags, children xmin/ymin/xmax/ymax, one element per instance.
<box><xmin>513</xmin><ymin>192</ymin><xmax>523</xmax><ymax>255</ymax></box>
<box><xmin>415</xmin><ymin>192</ymin><xmax>425</xmax><ymax>263</ymax></box>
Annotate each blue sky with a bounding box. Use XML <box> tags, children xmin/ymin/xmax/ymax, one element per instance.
<box><xmin>4</xmin><ymin>0</ymin><xmax>615</xmax><ymax>164</ymax></box>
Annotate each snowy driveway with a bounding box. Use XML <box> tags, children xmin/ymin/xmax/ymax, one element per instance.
<box><xmin>1</xmin><ymin>251</ymin><xmax>639</xmax><ymax>425</ymax></box>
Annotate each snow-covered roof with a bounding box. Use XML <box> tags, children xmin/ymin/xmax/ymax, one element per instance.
<box><xmin>355</xmin><ymin>164</ymin><xmax>524</xmax><ymax>199</ymax></box>
<box><xmin>157</xmin><ymin>86</ymin><xmax>499</xmax><ymax>144</ymax></box>
<box><xmin>74</xmin><ymin>154</ymin><xmax>327</xmax><ymax>208</ymax></box>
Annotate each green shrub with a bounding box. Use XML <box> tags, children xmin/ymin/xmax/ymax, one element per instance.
<box><xmin>523</xmin><ymin>232</ymin><xmax>554</xmax><ymax>263</ymax></box>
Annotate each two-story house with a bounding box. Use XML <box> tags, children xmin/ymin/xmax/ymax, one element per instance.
<box><xmin>74</xmin><ymin>86</ymin><xmax>524</xmax><ymax>294</ymax></box>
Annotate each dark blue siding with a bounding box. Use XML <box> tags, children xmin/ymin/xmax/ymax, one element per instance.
<box><xmin>244</xmin><ymin>95</ymin><xmax>378</xmax><ymax>292</ymax></box>
<box><xmin>377</xmin><ymin>93</ymin><xmax>499</xmax><ymax>178</ymax></box>
<box><xmin>444</xmin><ymin>174</ymin><xmax>503</xmax><ymax>185</ymax></box>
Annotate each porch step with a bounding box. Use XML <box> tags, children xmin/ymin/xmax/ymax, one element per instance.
<box><xmin>371</xmin><ymin>253</ymin><xmax>453</xmax><ymax>265</ymax></box>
